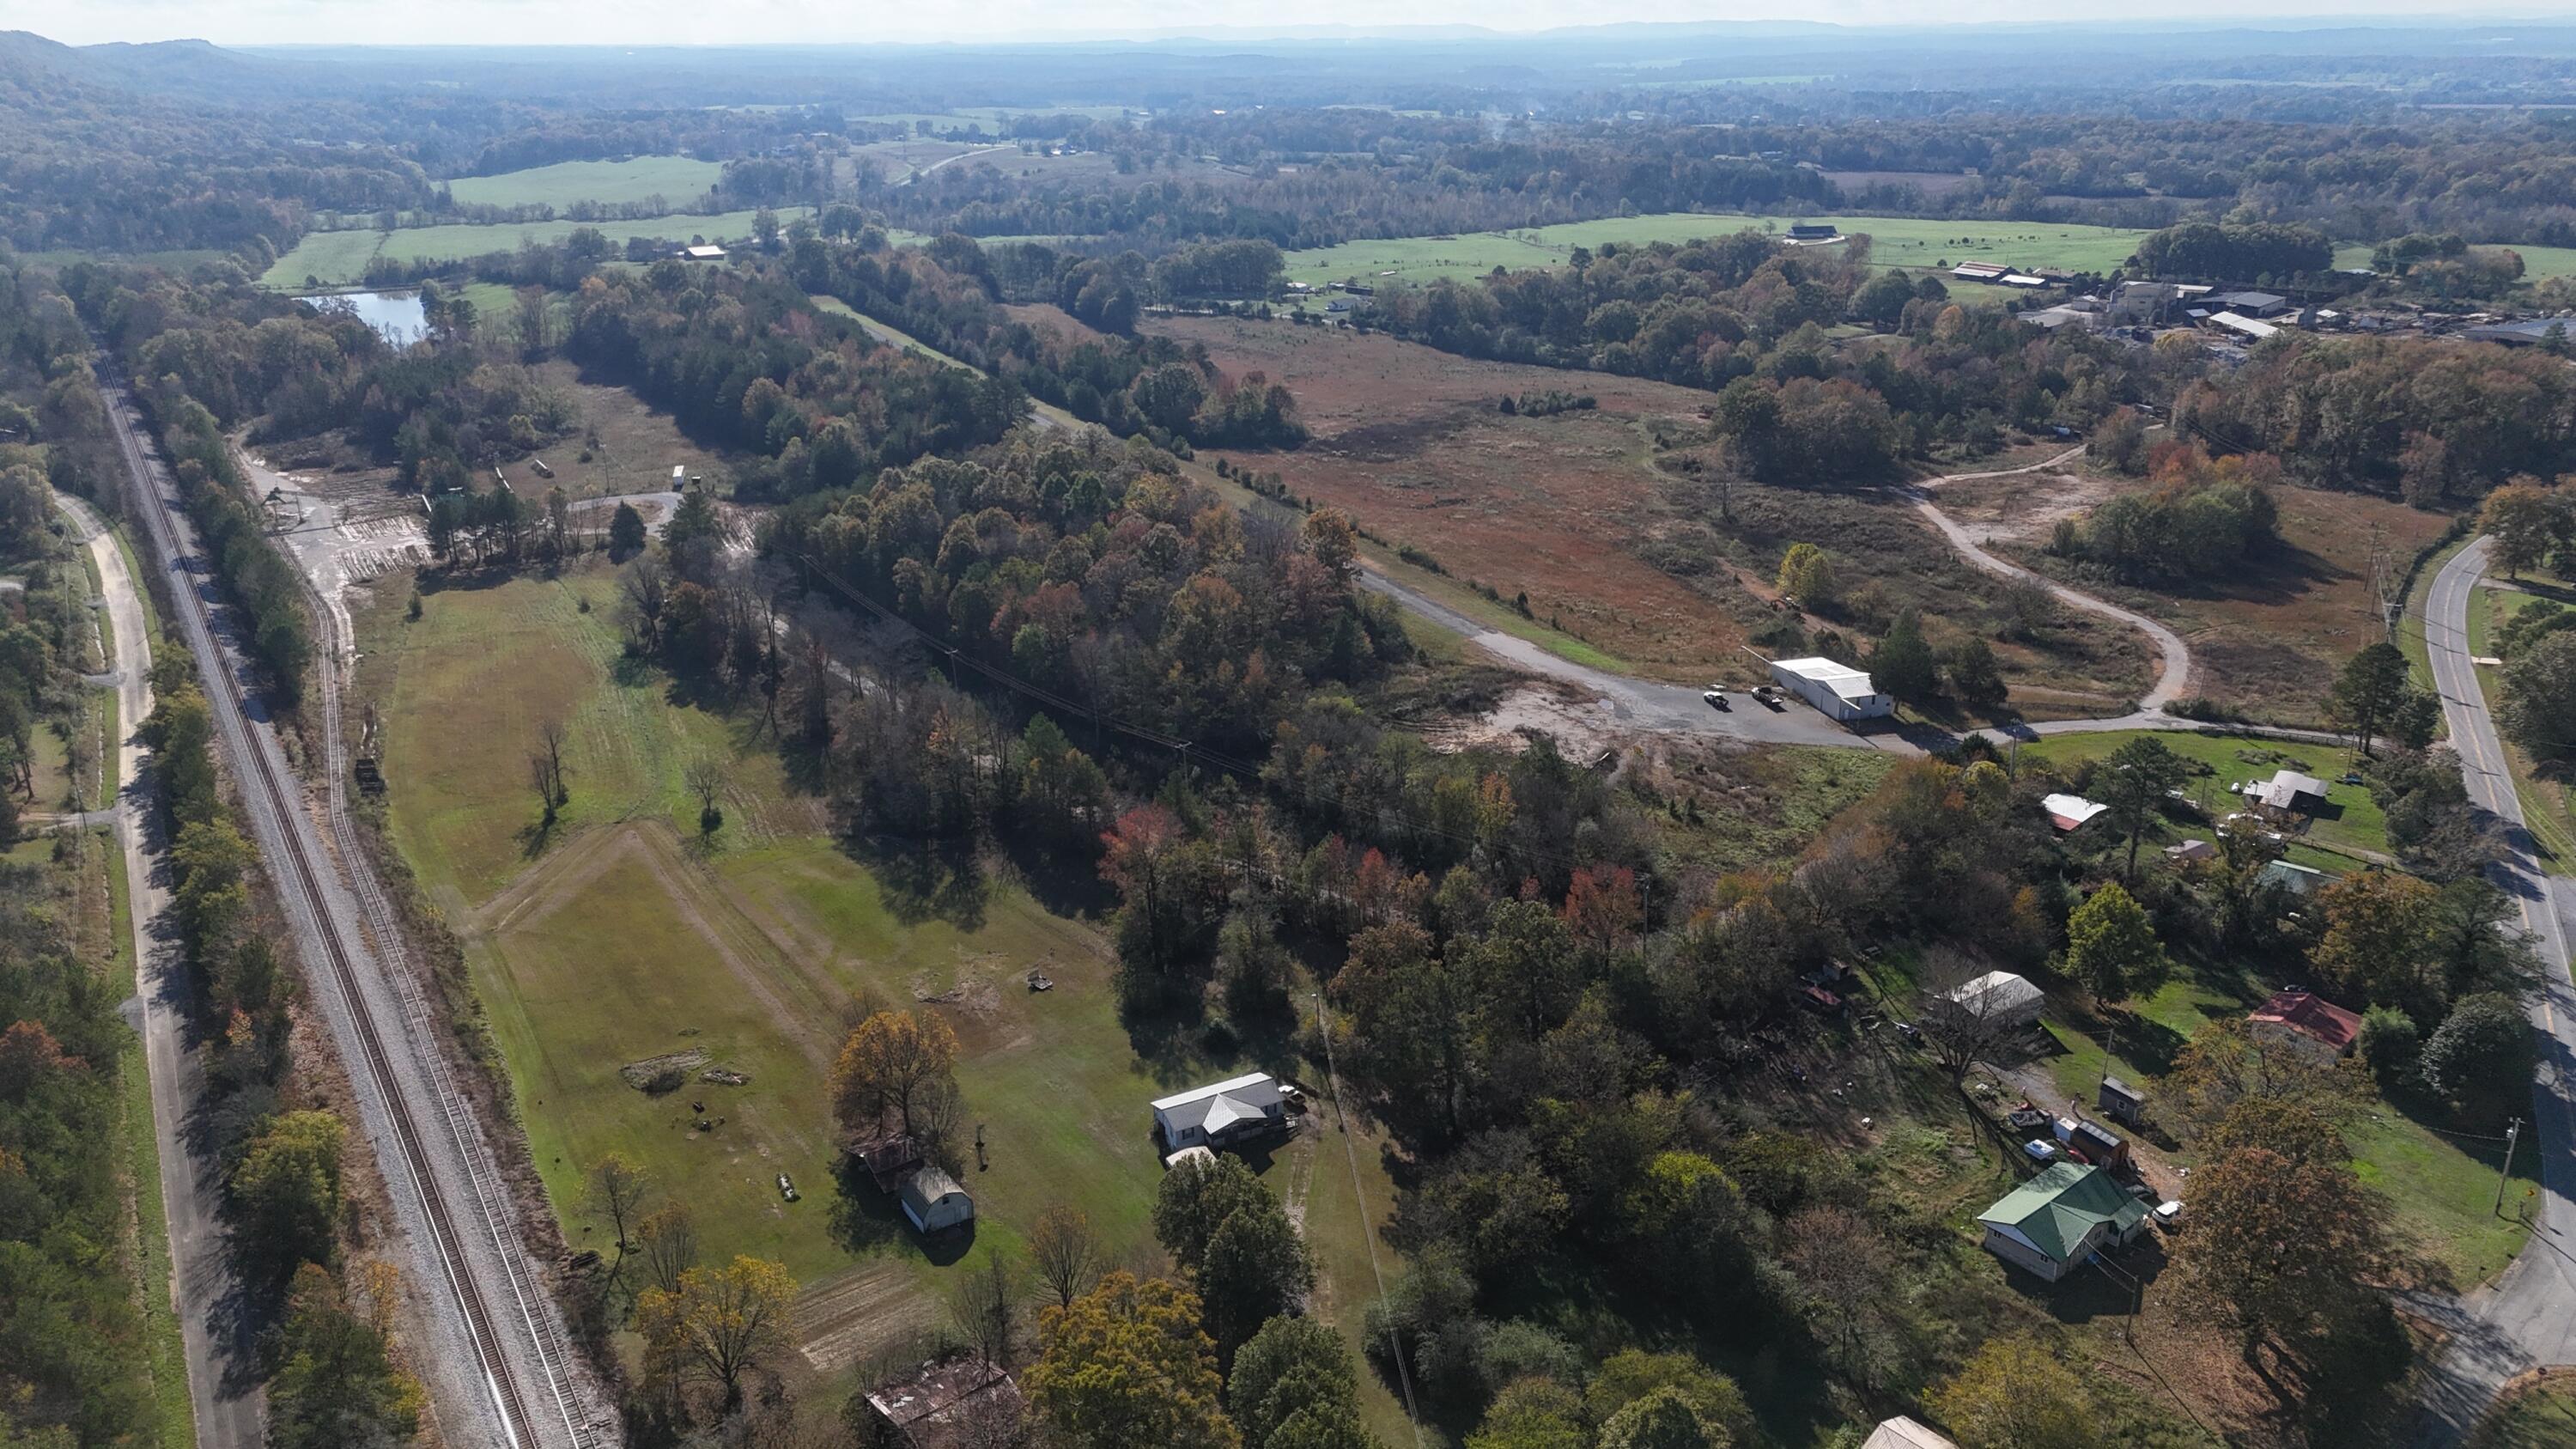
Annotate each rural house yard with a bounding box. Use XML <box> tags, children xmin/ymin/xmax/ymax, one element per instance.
<box><xmin>355</xmin><ymin>561</ymin><xmax>1413</xmax><ymax>1437</ymax></box>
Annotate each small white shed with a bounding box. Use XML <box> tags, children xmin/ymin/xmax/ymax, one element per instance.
<box><xmin>899</xmin><ymin>1168</ymin><xmax>974</xmax><ymax>1234</ymax></box>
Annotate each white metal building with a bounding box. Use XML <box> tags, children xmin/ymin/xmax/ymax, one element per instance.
<box><xmin>899</xmin><ymin>1167</ymin><xmax>975</xmax><ymax>1234</ymax></box>
<box><xmin>1767</xmin><ymin>657</ymin><xmax>1894</xmax><ymax>721</ymax></box>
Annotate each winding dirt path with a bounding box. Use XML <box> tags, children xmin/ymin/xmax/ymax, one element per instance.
<box><xmin>1910</xmin><ymin>444</ymin><xmax>2195</xmax><ymax>718</ymax></box>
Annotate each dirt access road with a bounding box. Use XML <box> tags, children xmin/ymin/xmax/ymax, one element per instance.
<box><xmin>56</xmin><ymin>490</ymin><xmax>266</xmax><ymax>1449</ymax></box>
<box><xmin>98</xmin><ymin>372</ymin><xmax>611</xmax><ymax>1448</ymax></box>
<box><xmin>1363</xmin><ymin>442</ymin><xmax>2332</xmax><ymax>754</ymax></box>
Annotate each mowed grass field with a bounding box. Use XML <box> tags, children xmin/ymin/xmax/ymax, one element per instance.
<box><xmin>442</xmin><ymin>155</ymin><xmax>723</xmax><ymax>210</ymax></box>
<box><xmin>2014</xmin><ymin>728</ymin><xmax>2385</xmax><ymax>864</ymax></box>
<box><xmin>261</xmin><ymin>208</ymin><xmax>805</xmax><ymax>289</ymax></box>
<box><xmin>1281</xmin><ymin>211</ymin><xmax>2156</xmax><ymax>289</ymax></box>
<box><xmin>2335</xmin><ymin>240</ymin><xmax>2576</xmax><ymax>283</ymax></box>
<box><xmin>365</xmin><ymin>563</ymin><xmax>1410</xmax><ymax>1429</ymax></box>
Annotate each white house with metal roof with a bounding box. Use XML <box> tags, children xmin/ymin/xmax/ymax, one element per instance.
<box><xmin>1151</xmin><ymin>1072</ymin><xmax>1287</xmax><ymax>1152</ymax></box>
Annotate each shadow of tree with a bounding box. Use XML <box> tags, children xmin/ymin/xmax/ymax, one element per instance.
<box><xmin>841</xmin><ymin>831</ymin><xmax>989</xmax><ymax>930</ymax></box>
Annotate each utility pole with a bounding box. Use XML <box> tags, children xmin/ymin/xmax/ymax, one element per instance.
<box><xmin>2497</xmin><ymin>1116</ymin><xmax>2524</xmax><ymax>1215</ymax></box>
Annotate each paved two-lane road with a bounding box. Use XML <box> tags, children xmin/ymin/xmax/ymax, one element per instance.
<box><xmin>2411</xmin><ymin>537</ymin><xmax>2576</xmax><ymax>1442</ymax></box>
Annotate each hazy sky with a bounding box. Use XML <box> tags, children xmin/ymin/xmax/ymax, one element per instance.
<box><xmin>8</xmin><ymin>0</ymin><xmax>2564</xmax><ymax>48</ymax></box>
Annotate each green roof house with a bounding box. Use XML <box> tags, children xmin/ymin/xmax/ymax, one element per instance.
<box><xmin>1976</xmin><ymin>1161</ymin><xmax>2150</xmax><ymax>1282</ymax></box>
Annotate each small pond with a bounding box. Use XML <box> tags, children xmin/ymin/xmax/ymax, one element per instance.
<box><xmin>300</xmin><ymin>289</ymin><xmax>428</xmax><ymax>347</ymax></box>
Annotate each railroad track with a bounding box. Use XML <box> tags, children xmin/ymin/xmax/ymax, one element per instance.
<box><xmin>100</xmin><ymin>372</ymin><xmax>590</xmax><ymax>1448</ymax></box>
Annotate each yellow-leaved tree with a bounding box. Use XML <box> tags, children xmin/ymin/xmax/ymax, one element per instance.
<box><xmin>635</xmin><ymin>1255</ymin><xmax>795</xmax><ymax>1414</ymax></box>
<box><xmin>1024</xmin><ymin>1271</ymin><xmax>1238</xmax><ymax>1449</ymax></box>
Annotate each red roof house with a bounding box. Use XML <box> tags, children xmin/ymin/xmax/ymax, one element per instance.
<box><xmin>2248</xmin><ymin>989</ymin><xmax>2361</xmax><ymax>1057</ymax></box>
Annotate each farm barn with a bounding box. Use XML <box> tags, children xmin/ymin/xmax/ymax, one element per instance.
<box><xmin>900</xmin><ymin>1167</ymin><xmax>975</xmax><ymax>1234</ymax></box>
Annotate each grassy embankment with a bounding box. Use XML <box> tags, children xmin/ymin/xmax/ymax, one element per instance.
<box><xmin>364</xmin><ymin>562</ymin><xmax>1413</xmax><ymax>1438</ymax></box>
<box><xmin>2467</xmin><ymin>566</ymin><xmax>2576</xmax><ymax>868</ymax></box>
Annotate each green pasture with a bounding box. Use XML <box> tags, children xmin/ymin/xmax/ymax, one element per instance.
<box><xmin>1281</xmin><ymin>211</ymin><xmax>2156</xmax><ymax>289</ymax></box>
<box><xmin>442</xmin><ymin>155</ymin><xmax>722</xmax><ymax>210</ymax></box>
<box><xmin>262</xmin><ymin>208</ymin><xmax>805</xmax><ymax>289</ymax></box>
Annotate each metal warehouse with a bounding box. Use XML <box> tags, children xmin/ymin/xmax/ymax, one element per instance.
<box><xmin>1766</xmin><ymin>656</ymin><xmax>1894</xmax><ymax>721</ymax></box>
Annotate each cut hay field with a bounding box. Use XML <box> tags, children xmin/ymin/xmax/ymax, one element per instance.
<box><xmin>361</xmin><ymin>563</ymin><xmax>1409</xmax><ymax>1429</ymax></box>
<box><xmin>1145</xmin><ymin>314</ymin><xmax>2152</xmax><ymax>710</ymax></box>
<box><xmin>1957</xmin><ymin>472</ymin><xmax>2457</xmax><ymax>728</ymax></box>
<box><xmin>261</xmin><ymin>207</ymin><xmax>805</xmax><ymax>289</ymax></box>
<box><xmin>1281</xmin><ymin>211</ymin><xmax>2156</xmax><ymax>289</ymax></box>
<box><xmin>442</xmin><ymin>155</ymin><xmax>722</xmax><ymax>210</ymax></box>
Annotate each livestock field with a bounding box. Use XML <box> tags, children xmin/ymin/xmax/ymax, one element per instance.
<box><xmin>359</xmin><ymin>563</ymin><xmax>1409</xmax><ymax>1438</ymax></box>
<box><xmin>1281</xmin><ymin>211</ymin><xmax>2158</xmax><ymax>289</ymax></box>
<box><xmin>260</xmin><ymin>207</ymin><xmax>804</xmax><ymax>289</ymax></box>
<box><xmin>1145</xmin><ymin>313</ymin><xmax>2153</xmax><ymax>710</ymax></box>
<box><xmin>441</xmin><ymin>155</ymin><xmax>724</xmax><ymax>210</ymax></box>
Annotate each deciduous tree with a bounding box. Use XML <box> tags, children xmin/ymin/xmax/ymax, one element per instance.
<box><xmin>267</xmin><ymin>1263</ymin><xmax>424</xmax><ymax>1449</ymax></box>
<box><xmin>1775</xmin><ymin>542</ymin><xmax>1836</xmax><ymax>607</ymax></box>
<box><xmin>2500</xmin><ymin>630</ymin><xmax>2576</xmax><ymax>763</ymax></box>
<box><xmin>2063</xmin><ymin>882</ymin><xmax>2170</xmax><ymax>1002</ymax></box>
<box><xmin>2310</xmin><ymin>870</ymin><xmax>2442</xmax><ymax>1020</ymax></box>
<box><xmin>581</xmin><ymin>1153</ymin><xmax>652</xmax><ymax>1288</ymax></box>
<box><xmin>1929</xmin><ymin>1337</ymin><xmax>2093</xmax><ymax>1449</ymax></box>
<box><xmin>234</xmin><ymin>1110</ymin><xmax>345</xmax><ymax>1279</ymax></box>
<box><xmin>1026</xmin><ymin>1273</ymin><xmax>1238</xmax><ymax>1449</ymax></box>
<box><xmin>2482</xmin><ymin>480</ymin><xmax>2561</xmax><ymax>580</ymax></box>
<box><xmin>635</xmin><ymin>1255</ymin><xmax>796</xmax><ymax>1413</ymax></box>
<box><xmin>1028</xmin><ymin>1203</ymin><xmax>1102</xmax><ymax>1310</ymax></box>
<box><xmin>2178</xmin><ymin>1145</ymin><xmax>2391</xmax><ymax>1357</ymax></box>
<box><xmin>829</xmin><ymin>1008</ymin><xmax>962</xmax><ymax>1139</ymax></box>
<box><xmin>2420</xmin><ymin>992</ymin><xmax>2533</xmax><ymax>1115</ymax></box>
